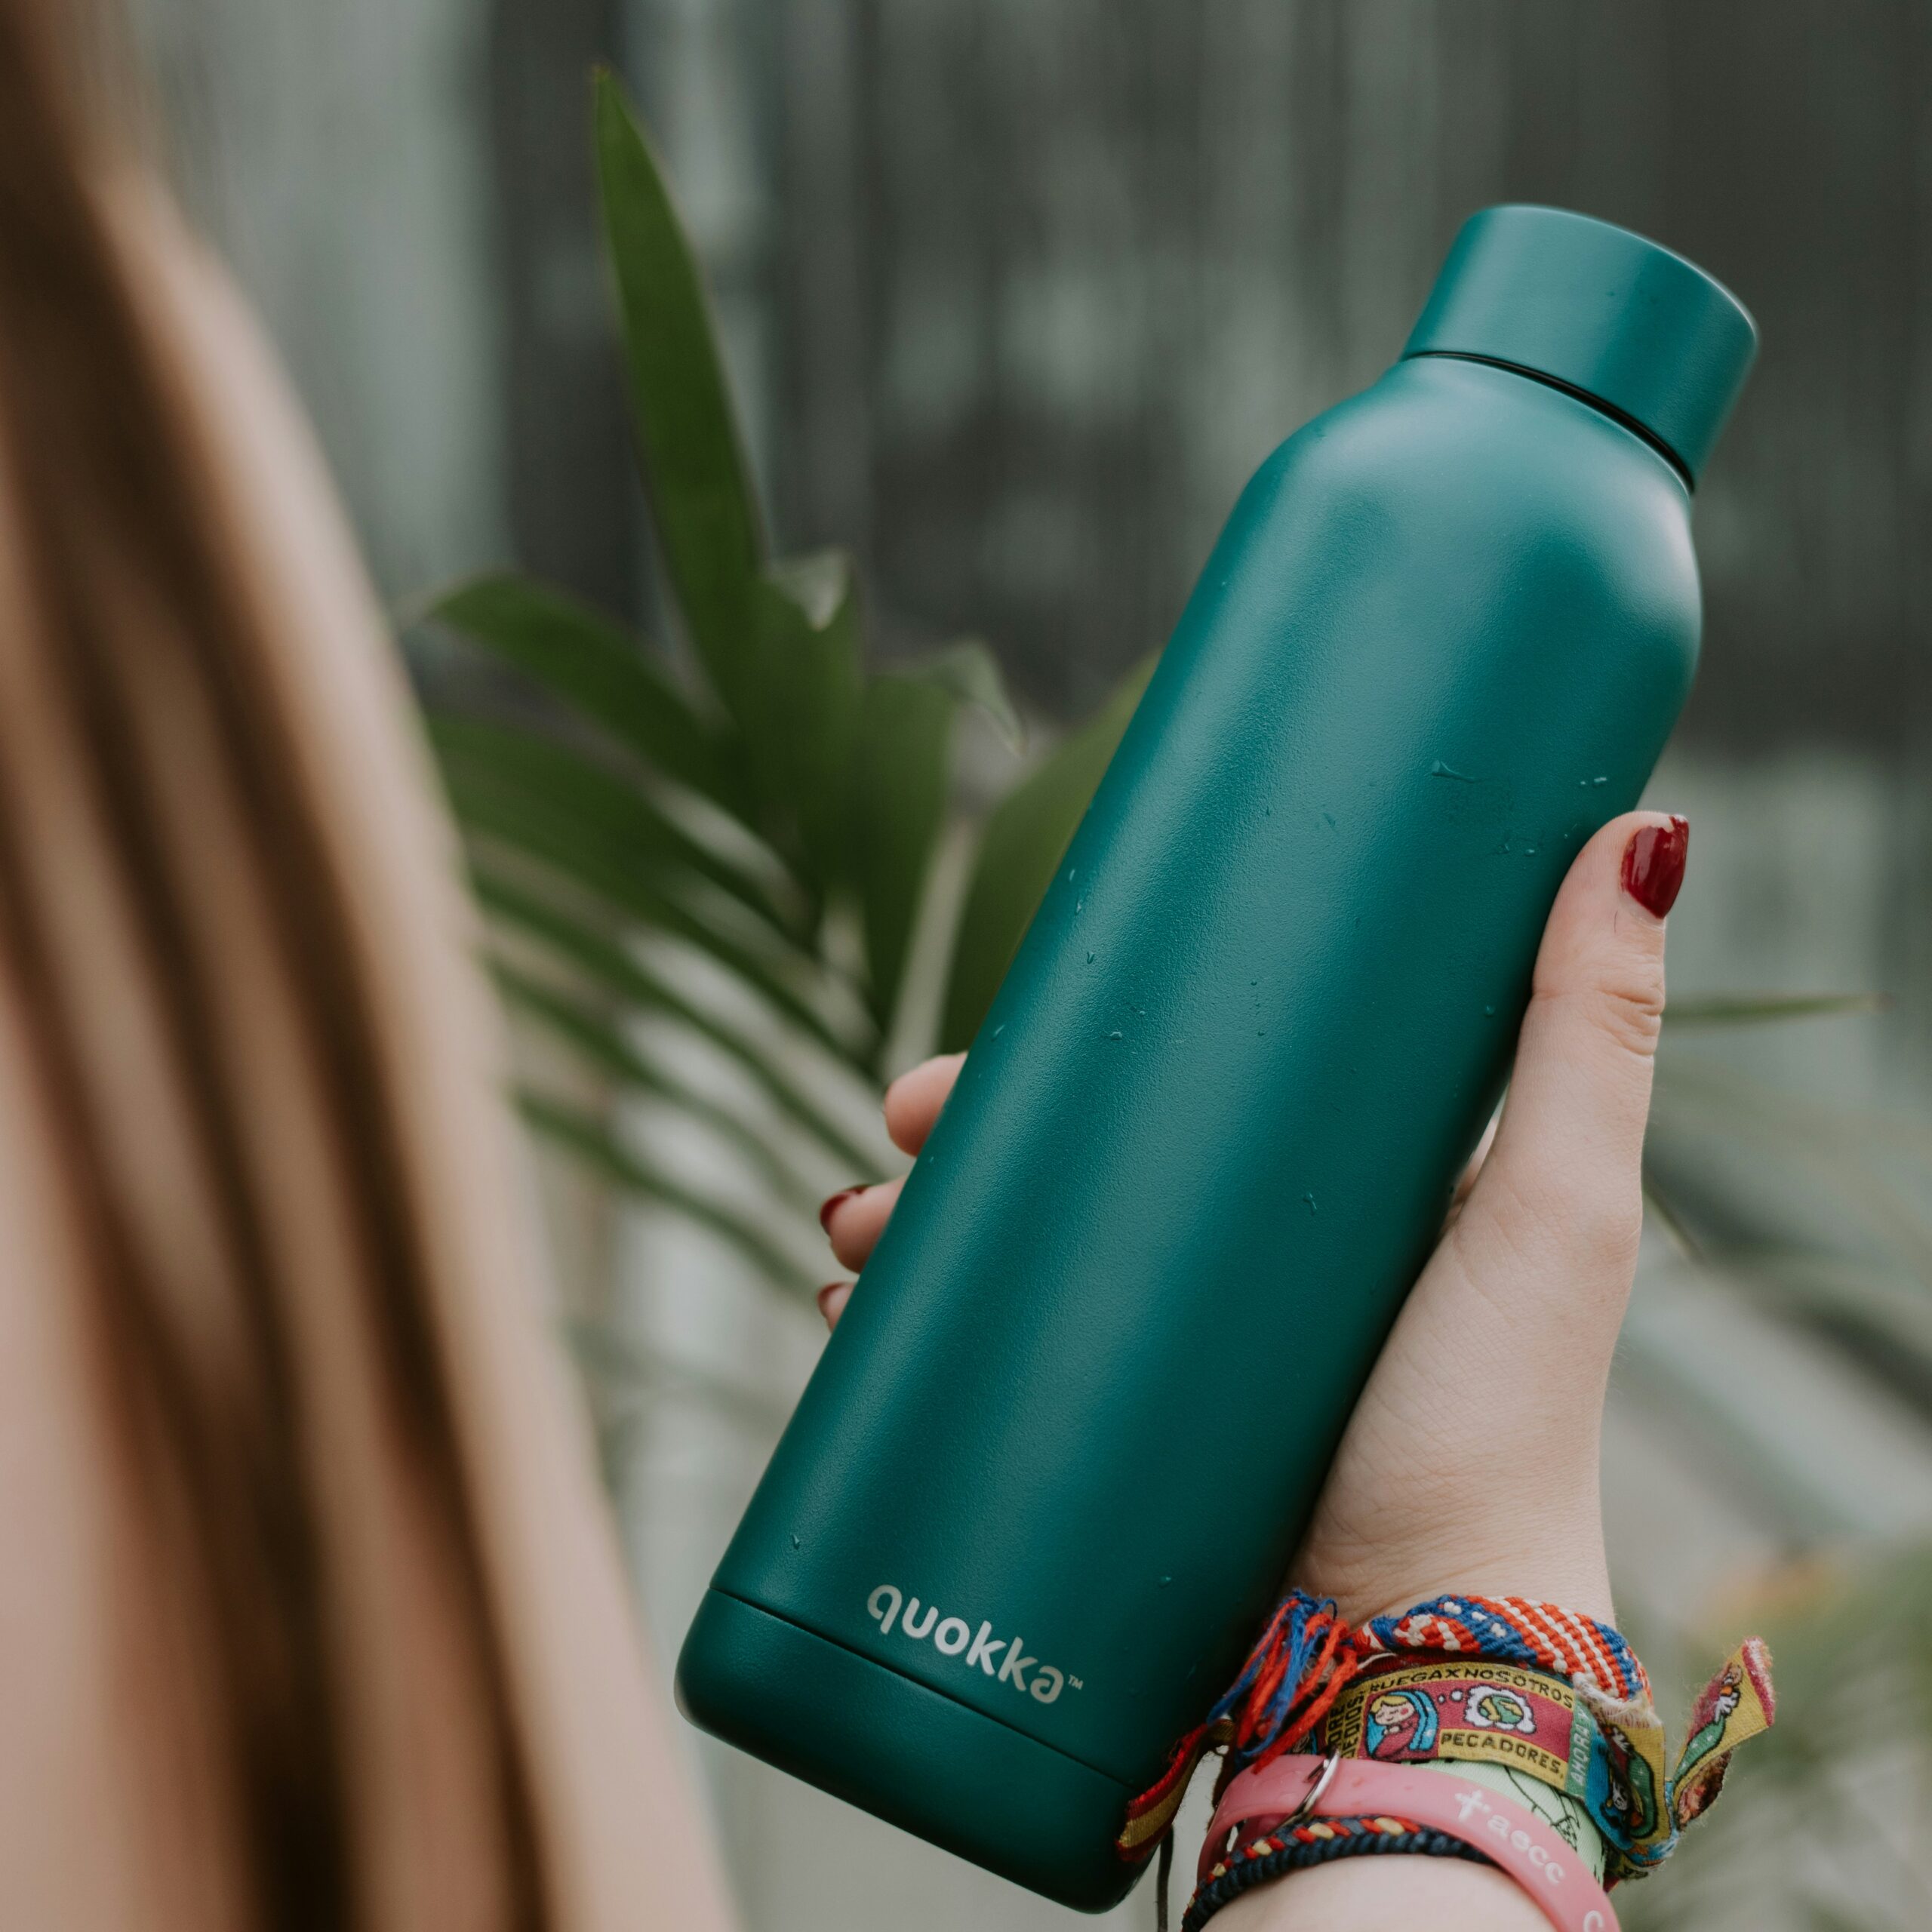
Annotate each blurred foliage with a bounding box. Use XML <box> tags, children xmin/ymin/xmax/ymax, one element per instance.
<box><xmin>1625</xmin><ymin>1031</ymin><xmax>1932</xmax><ymax>1930</ymax></box>
<box><xmin>418</xmin><ymin>72</ymin><xmax>1128</xmax><ymax>1305</ymax></box>
<box><xmin>414</xmin><ymin>72</ymin><xmax>1932</xmax><ymax>1927</ymax></box>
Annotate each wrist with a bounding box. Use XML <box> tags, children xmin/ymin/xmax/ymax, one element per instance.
<box><xmin>1359</xmin><ymin>1549</ymin><xmax>1614</xmax><ymax>1628</ymax></box>
<box><xmin>1215</xmin><ymin>1854</ymin><xmax>1546</xmax><ymax>1931</ymax></box>
<box><xmin>1294</xmin><ymin>1519</ymin><xmax>1614</xmax><ymax>1628</ymax></box>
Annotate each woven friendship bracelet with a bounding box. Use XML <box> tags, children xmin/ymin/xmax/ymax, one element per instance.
<box><xmin>1117</xmin><ymin>1590</ymin><xmax>1775</xmax><ymax>1888</ymax></box>
<box><xmin>1182</xmin><ymin>1807</ymin><xmax>1487</xmax><ymax>1932</ymax></box>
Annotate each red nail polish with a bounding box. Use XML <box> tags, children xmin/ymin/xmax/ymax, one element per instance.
<box><xmin>1622</xmin><ymin>815</ymin><xmax>1690</xmax><ymax>918</ymax></box>
<box><xmin>819</xmin><ymin>1187</ymin><xmax>863</xmax><ymax>1233</ymax></box>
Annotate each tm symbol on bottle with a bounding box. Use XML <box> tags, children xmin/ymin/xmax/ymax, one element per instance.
<box><xmin>1067</xmin><ymin>1677</ymin><xmax>1084</xmax><ymax>1690</ymax></box>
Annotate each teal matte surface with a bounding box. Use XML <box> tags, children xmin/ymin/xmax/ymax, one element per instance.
<box><xmin>681</xmin><ymin>209</ymin><xmax>1750</xmax><ymax>1906</ymax></box>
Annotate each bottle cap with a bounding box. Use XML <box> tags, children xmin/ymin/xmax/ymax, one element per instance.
<box><xmin>1402</xmin><ymin>205</ymin><xmax>1756</xmax><ymax>484</ymax></box>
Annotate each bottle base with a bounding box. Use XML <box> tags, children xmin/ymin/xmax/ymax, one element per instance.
<box><xmin>676</xmin><ymin>1587</ymin><xmax>1143</xmax><ymax>1912</ymax></box>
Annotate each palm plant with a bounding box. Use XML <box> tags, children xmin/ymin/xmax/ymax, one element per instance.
<box><xmin>417</xmin><ymin>72</ymin><xmax>1150</xmax><ymax>1306</ymax></box>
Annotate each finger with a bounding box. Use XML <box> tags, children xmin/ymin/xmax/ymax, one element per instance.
<box><xmin>882</xmin><ymin>1053</ymin><xmax>965</xmax><ymax>1155</ymax></box>
<box><xmin>1455</xmin><ymin>810</ymin><xmax>1686</xmax><ymax>1318</ymax></box>
<box><xmin>817</xmin><ymin>1280</ymin><xmax>853</xmax><ymax>1330</ymax></box>
<box><xmin>820</xmin><ymin>1174</ymin><xmax>905</xmax><ymax>1272</ymax></box>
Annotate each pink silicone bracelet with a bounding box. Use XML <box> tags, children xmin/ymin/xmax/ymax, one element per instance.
<box><xmin>1201</xmin><ymin>1754</ymin><xmax>1618</xmax><ymax>1932</ymax></box>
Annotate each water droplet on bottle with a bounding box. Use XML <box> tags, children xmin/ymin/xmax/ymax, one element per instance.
<box><xmin>1106</xmin><ymin>1029</ymin><xmax>1123</xmax><ymax>1041</ymax></box>
<box><xmin>1324</xmin><ymin>811</ymin><xmax>1338</xmax><ymax>829</ymax></box>
<box><xmin>790</xmin><ymin>1534</ymin><xmax>801</xmax><ymax>1551</ymax></box>
<box><xmin>1302</xmin><ymin>1192</ymin><xmax>1318</xmax><ymax>1214</ymax></box>
<box><xmin>1524</xmin><ymin>844</ymin><xmax>1538</xmax><ymax>855</ymax></box>
<box><xmin>1430</xmin><ymin>760</ymin><xmax>1475</xmax><ymax>783</ymax></box>
<box><xmin>1086</xmin><ymin>951</ymin><xmax>1096</xmax><ymax>964</ymax></box>
<box><xmin>1484</xmin><ymin>1004</ymin><xmax>1496</xmax><ymax>1017</ymax></box>
<box><xmin>992</xmin><ymin>1023</ymin><xmax>1004</xmax><ymax>1038</ymax></box>
<box><xmin>1592</xmin><ymin>776</ymin><xmax>1608</xmax><ymax>786</ymax></box>
<box><xmin>1158</xmin><ymin>1575</ymin><xmax>1173</xmax><ymax>1589</ymax></box>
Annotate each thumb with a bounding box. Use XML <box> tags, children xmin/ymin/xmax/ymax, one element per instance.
<box><xmin>1295</xmin><ymin>815</ymin><xmax>1688</xmax><ymax>1622</ymax></box>
<box><xmin>1454</xmin><ymin>811</ymin><xmax>1687</xmax><ymax>1324</ymax></box>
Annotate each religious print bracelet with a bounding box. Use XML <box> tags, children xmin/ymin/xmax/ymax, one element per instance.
<box><xmin>1116</xmin><ymin>1589</ymin><xmax>1777</xmax><ymax>1915</ymax></box>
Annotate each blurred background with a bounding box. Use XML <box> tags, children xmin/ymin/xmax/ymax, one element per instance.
<box><xmin>129</xmin><ymin>2</ymin><xmax>1932</xmax><ymax>1927</ymax></box>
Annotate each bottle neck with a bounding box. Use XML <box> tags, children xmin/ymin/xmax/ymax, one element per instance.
<box><xmin>1404</xmin><ymin>349</ymin><xmax>1697</xmax><ymax>491</ymax></box>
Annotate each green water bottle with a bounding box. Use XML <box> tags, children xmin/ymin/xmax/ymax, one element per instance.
<box><xmin>677</xmin><ymin>206</ymin><xmax>1755</xmax><ymax>1909</ymax></box>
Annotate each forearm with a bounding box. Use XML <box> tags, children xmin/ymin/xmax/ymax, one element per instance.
<box><xmin>1214</xmin><ymin>1856</ymin><xmax>1548</xmax><ymax>1932</ymax></box>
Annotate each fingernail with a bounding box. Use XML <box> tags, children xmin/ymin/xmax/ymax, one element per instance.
<box><xmin>818</xmin><ymin>1187</ymin><xmax>864</xmax><ymax>1234</ymax></box>
<box><xmin>817</xmin><ymin>1281</ymin><xmax>852</xmax><ymax>1327</ymax></box>
<box><xmin>1622</xmin><ymin>815</ymin><xmax>1690</xmax><ymax>918</ymax></box>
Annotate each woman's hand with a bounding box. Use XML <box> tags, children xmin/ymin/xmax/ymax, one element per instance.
<box><xmin>820</xmin><ymin>810</ymin><xmax>1687</xmax><ymax>1633</ymax></box>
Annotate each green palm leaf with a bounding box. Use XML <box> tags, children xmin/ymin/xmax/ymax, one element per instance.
<box><xmin>905</xmin><ymin>639</ymin><xmax>1026</xmax><ymax>754</ymax></box>
<box><xmin>518</xmin><ymin>1093</ymin><xmax>815</xmax><ymax>1296</ymax></box>
<box><xmin>448</xmin><ymin>776</ymin><xmax>865</xmax><ymax>1068</ymax></box>
<box><xmin>850</xmin><ymin>671</ymin><xmax>955</xmax><ymax>1032</ymax></box>
<box><xmin>1665</xmin><ymin>992</ymin><xmax>1888</xmax><ymax>1029</ymax></box>
<box><xmin>750</xmin><ymin>554</ymin><xmax>865</xmax><ymax>893</ymax></box>
<box><xmin>421</xmin><ymin>572</ymin><xmax>747</xmax><ymax>817</ymax></box>
<box><xmin>475</xmin><ymin>867</ymin><xmax>884</xmax><ymax>1178</ymax></box>
<box><xmin>594</xmin><ymin>68</ymin><xmax>765</xmax><ymax>726</ymax></box>
<box><xmin>429</xmin><ymin>713</ymin><xmax>794</xmax><ymax>937</ymax></box>
<box><xmin>494</xmin><ymin>964</ymin><xmax>820</xmax><ymax>1211</ymax></box>
<box><xmin>1651</xmin><ymin>1055</ymin><xmax>1932</xmax><ymax>1281</ymax></box>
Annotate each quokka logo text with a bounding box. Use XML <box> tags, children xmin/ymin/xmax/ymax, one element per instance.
<box><xmin>866</xmin><ymin>1585</ymin><xmax>1078</xmax><ymax>1704</ymax></box>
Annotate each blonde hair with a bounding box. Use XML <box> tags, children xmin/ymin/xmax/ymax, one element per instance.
<box><xmin>0</xmin><ymin>5</ymin><xmax>729</xmax><ymax>1925</ymax></box>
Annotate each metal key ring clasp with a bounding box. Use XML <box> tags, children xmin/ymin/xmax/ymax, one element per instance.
<box><xmin>1284</xmin><ymin>1750</ymin><xmax>1342</xmax><ymax>1826</ymax></box>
